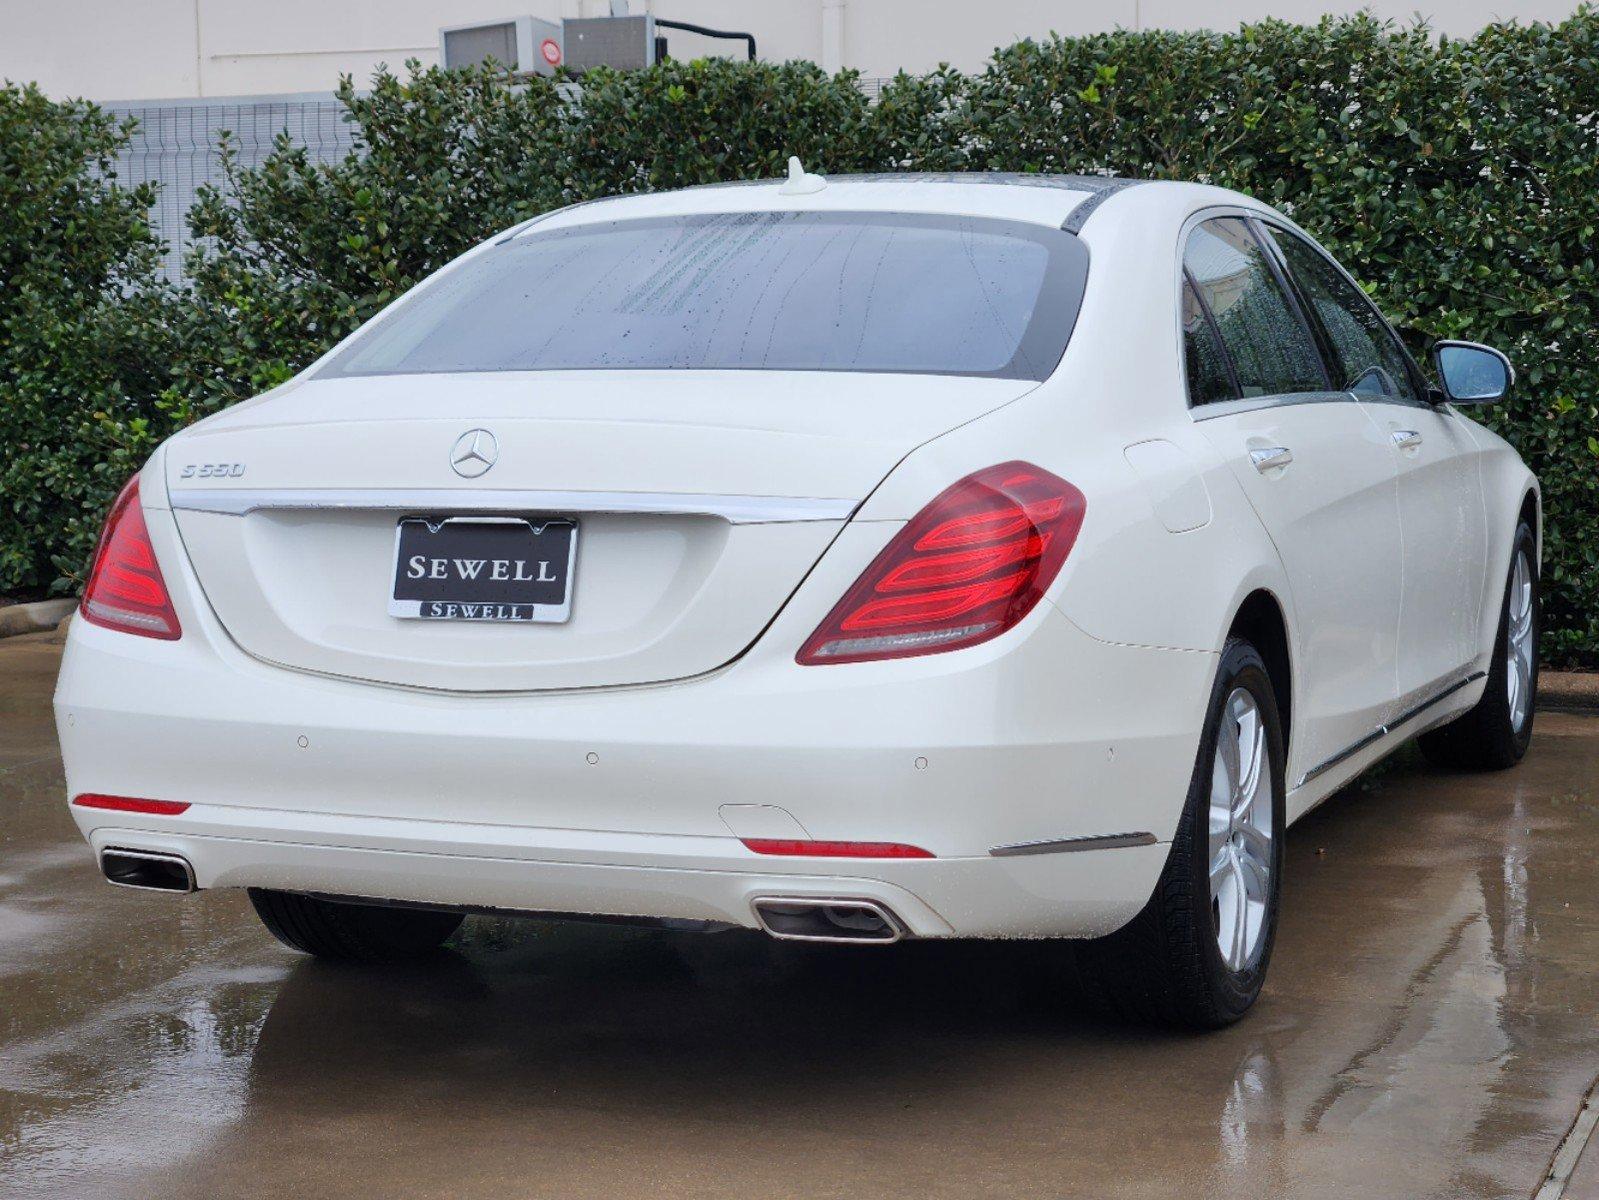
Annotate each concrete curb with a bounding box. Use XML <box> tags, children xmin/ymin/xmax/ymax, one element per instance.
<box><xmin>1542</xmin><ymin>670</ymin><xmax>1599</xmax><ymax>713</ymax></box>
<box><xmin>0</xmin><ymin>599</ymin><xmax>77</xmax><ymax>640</ymax></box>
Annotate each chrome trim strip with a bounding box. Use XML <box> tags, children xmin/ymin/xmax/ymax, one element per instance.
<box><xmin>1187</xmin><ymin>388</ymin><xmax>1437</xmax><ymax>422</ymax></box>
<box><xmin>1189</xmin><ymin>391</ymin><xmax>1354</xmax><ymax>422</ymax></box>
<box><xmin>989</xmin><ymin>831</ymin><xmax>1158</xmax><ymax>858</ymax></box>
<box><xmin>168</xmin><ymin>488</ymin><xmax>858</xmax><ymax>525</ymax></box>
<box><xmin>1296</xmin><ymin>727</ymin><xmax>1388</xmax><ymax>788</ymax></box>
<box><xmin>1296</xmin><ymin>671</ymin><xmax>1488</xmax><ymax>787</ymax></box>
<box><xmin>1387</xmin><ymin>671</ymin><xmax>1488</xmax><ymax>734</ymax></box>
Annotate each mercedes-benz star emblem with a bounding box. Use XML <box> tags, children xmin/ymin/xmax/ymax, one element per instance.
<box><xmin>450</xmin><ymin>429</ymin><xmax>498</xmax><ymax>479</ymax></box>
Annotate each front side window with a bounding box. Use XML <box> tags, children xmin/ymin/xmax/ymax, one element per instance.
<box><xmin>1263</xmin><ymin>226</ymin><xmax>1421</xmax><ymax>404</ymax></box>
<box><xmin>1183</xmin><ymin>218</ymin><xmax>1327</xmax><ymax>399</ymax></box>
<box><xmin>319</xmin><ymin>211</ymin><xmax>1090</xmax><ymax>381</ymax></box>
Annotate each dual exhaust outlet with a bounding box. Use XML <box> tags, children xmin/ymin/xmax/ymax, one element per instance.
<box><xmin>99</xmin><ymin>847</ymin><xmax>196</xmax><ymax>893</ymax></box>
<box><xmin>95</xmin><ymin>851</ymin><xmax>907</xmax><ymax>944</ymax></box>
<box><xmin>750</xmin><ymin>896</ymin><xmax>905</xmax><ymax>944</ymax></box>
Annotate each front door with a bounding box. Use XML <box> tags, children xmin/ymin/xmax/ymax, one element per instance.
<box><xmin>1371</xmin><ymin>401</ymin><xmax>1488</xmax><ymax>703</ymax></box>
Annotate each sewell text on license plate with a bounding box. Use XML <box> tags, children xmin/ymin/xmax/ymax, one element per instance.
<box><xmin>389</xmin><ymin>516</ymin><xmax>577</xmax><ymax>623</ymax></box>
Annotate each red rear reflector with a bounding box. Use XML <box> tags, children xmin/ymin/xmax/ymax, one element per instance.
<box><xmin>741</xmin><ymin>838</ymin><xmax>934</xmax><ymax>859</ymax></box>
<box><xmin>72</xmin><ymin>794</ymin><xmax>191</xmax><ymax>816</ymax></box>
<box><xmin>797</xmin><ymin>461</ymin><xmax>1085</xmax><ymax>665</ymax></box>
<box><xmin>80</xmin><ymin>475</ymin><xmax>182</xmax><ymax>640</ymax></box>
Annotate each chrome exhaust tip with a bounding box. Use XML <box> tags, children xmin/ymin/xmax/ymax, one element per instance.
<box><xmin>751</xmin><ymin>897</ymin><xmax>905</xmax><ymax>944</ymax></box>
<box><xmin>100</xmin><ymin>848</ymin><xmax>196</xmax><ymax>893</ymax></box>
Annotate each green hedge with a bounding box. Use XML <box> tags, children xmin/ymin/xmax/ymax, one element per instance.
<box><xmin>0</xmin><ymin>83</ymin><xmax>185</xmax><ymax>596</ymax></box>
<box><xmin>2</xmin><ymin>12</ymin><xmax>1596</xmax><ymax>662</ymax></box>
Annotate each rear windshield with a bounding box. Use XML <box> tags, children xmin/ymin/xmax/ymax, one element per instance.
<box><xmin>318</xmin><ymin>211</ymin><xmax>1090</xmax><ymax>381</ymax></box>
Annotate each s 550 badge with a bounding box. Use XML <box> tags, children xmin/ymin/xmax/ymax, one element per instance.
<box><xmin>179</xmin><ymin>463</ymin><xmax>246</xmax><ymax>479</ymax></box>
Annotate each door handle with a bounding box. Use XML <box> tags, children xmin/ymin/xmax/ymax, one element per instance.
<box><xmin>1249</xmin><ymin>446</ymin><xmax>1293</xmax><ymax>473</ymax></box>
<box><xmin>1391</xmin><ymin>429</ymin><xmax>1423</xmax><ymax>451</ymax></box>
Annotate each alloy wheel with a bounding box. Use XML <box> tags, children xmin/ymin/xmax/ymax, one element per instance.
<box><xmin>1208</xmin><ymin>688</ymin><xmax>1273</xmax><ymax>973</ymax></box>
<box><xmin>1506</xmin><ymin>547</ymin><xmax>1535</xmax><ymax>734</ymax></box>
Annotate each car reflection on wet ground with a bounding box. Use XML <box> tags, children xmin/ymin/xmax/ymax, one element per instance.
<box><xmin>2</xmin><ymin>627</ymin><xmax>1597</xmax><ymax>1200</ymax></box>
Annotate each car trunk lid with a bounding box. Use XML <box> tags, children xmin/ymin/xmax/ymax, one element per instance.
<box><xmin>163</xmin><ymin>370</ymin><xmax>1034</xmax><ymax>691</ymax></box>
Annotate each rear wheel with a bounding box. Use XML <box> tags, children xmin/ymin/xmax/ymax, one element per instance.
<box><xmin>1418</xmin><ymin>520</ymin><xmax>1538</xmax><ymax>771</ymax></box>
<box><xmin>1071</xmin><ymin>638</ymin><xmax>1285</xmax><ymax>1029</ymax></box>
<box><xmin>248</xmin><ymin>889</ymin><xmax>463</xmax><ymax>962</ymax></box>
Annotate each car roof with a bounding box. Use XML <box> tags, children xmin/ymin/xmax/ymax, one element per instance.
<box><xmin>523</xmin><ymin>173</ymin><xmax>1178</xmax><ymax>236</ymax></box>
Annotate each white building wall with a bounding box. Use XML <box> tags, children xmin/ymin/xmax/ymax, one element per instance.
<box><xmin>0</xmin><ymin>0</ymin><xmax>1583</xmax><ymax>102</ymax></box>
<box><xmin>2</xmin><ymin>0</ymin><xmax>201</xmax><ymax>102</ymax></box>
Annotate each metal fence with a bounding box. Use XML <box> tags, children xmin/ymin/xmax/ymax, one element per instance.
<box><xmin>106</xmin><ymin>95</ymin><xmax>359</xmax><ymax>282</ymax></box>
<box><xmin>108</xmin><ymin>82</ymin><xmax>894</xmax><ymax>284</ymax></box>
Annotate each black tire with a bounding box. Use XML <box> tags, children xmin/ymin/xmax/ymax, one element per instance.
<box><xmin>248</xmin><ymin>888</ymin><xmax>463</xmax><ymax>962</ymax></box>
<box><xmin>1418</xmin><ymin>520</ymin><xmax>1538</xmax><ymax>771</ymax></box>
<box><xmin>1071</xmin><ymin>638</ymin><xmax>1286</xmax><ymax>1029</ymax></box>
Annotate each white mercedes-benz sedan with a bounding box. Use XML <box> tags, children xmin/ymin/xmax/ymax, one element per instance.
<box><xmin>55</xmin><ymin>168</ymin><xmax>1539</xmax><ymax>1026</ymax></box>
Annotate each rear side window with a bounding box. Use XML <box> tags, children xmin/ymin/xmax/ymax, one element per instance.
<box><xmin>1183</xmin><ymin>218</ymin><xmax>1327</xmax><ymax>400</ymax></box>
<box><xmin>1181</xmin><ymin>276</ymin><xmax>1238</xmax><ymax>405</ymax></box>
<box><xmin>319</xmin><ymin>211</ymin><xmax>1090</xmax><ymax>381</ymax></box>
<box><xmin>1262</xmin><ymin>226</ymin><xmax>1421</xmax><ymax>404</ymax></box>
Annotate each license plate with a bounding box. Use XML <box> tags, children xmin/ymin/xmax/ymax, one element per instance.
<box><xmin>389</xmin><ymin>517</ymin><xmax>577</xmax><ymax>622</ymax></box>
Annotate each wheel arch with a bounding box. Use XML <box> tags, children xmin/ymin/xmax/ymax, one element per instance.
<box><xmin>1227</xmin><ymin>589</ymin><xmax>1294</xmax><ymax>768</ymax></box>
<box><xmin>1519</xmin><ymin>486</ymin><xmax>1541</xmax><ymax>574</ymax></box>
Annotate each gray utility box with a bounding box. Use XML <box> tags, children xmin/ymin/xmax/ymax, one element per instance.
<box><xmin>562</xmin><ymin>15</ymin><xmax>657</xmax><ymax>71</ymax></box>
<box><xmin>439</xmin><ymin>17</ymin><xmax>564</xmax><ymax>75</ymax></box>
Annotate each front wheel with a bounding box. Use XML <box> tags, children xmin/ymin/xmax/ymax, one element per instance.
<box><xmin>1071</xmin><ymin>637</ymin><xmax>1286</xmax><ymax>1029</ymax></box>
<box><xmin>1418</xmin><ymin>520</ymin><xmax>1538</xmax><ymax>771</ymax></box>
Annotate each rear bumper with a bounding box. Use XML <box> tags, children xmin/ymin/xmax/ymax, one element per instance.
<box><xmin>54</xmin><ymin>523</ymin><xmax>1216</xmax><ymax>938</ymax></box>
<box><xmin>79</xmin><ymin>819</ymin><xmax>1171</xmax><ymax>939</ymax></box>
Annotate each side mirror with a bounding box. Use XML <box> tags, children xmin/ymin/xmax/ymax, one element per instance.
<box><xmin>1431</xmin><ymin>340</ymin><xmax>1514</xmax><ymax>405</ymax></box>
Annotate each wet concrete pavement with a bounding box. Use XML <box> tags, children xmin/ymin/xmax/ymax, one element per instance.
<box><xmin>2</xmin><ymin>627</ymin><xmax>1597</xmax><ymax>1200</ymax></box>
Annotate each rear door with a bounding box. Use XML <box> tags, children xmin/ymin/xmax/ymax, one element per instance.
<box><xmin>1184</xmin><ymin>216</ymin><xmax>1403</xmax><ymax>784</ymax></box>
<box><xmin>1258</xmin><ymin>223</ymin><xmax>1489</xmax><ymax>707</ymax></box>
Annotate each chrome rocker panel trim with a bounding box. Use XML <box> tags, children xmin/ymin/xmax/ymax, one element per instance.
<box><xmin>1296</xmin><ymin>671</ymin><xmax>1488</xmax><ymax>787</ymax></box>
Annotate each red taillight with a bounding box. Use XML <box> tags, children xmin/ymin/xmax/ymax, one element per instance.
<box><xmin>740</xmin><ymin>838</ymin><xmax>934</xmax><ymax>859</ymax></box>
<box><xmin>79</xmin><ymin>476</ymin><xmax>181</xmax><ymax>640</ymax></box>
<box><xmin>72</xmin><ymin>794</ymin><xmax>191</xmax><ymax>816</ymax></box>
<box><xmin>797</xmin><ymin>462</ymin><xmax>1085</xmax><ymax>665</ymax></box>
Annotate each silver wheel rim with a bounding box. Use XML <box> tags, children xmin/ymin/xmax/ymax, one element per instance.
<box><xmin>1506</xmin><ymin>548</ymin><xmax>1535</xmax><ymax>734</ymax></box>
<box><xmin>1209</xmin><ymin>688</ymin><xmax>1273</xmax><ymax>974</ymax></box>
